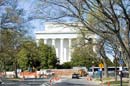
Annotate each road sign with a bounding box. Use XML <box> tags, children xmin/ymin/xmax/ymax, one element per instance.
<box><xmin>118</xmin><ymin>59</ymin><xmax>124</xmax><ymax>65</ymax></box>
<box><xmin>119</xmin><ymin>66</ymin><xmax>123</xmax><ymax>71</ymax></box>
<box><xmin>99</xmin><ymin>63</ymin><xmax>104</xmax><ymax>69</ymax></box>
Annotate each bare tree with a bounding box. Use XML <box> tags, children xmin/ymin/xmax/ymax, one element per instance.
<box><xmin>36</xmin><ymin>0</ymin><xmax>130</xmax><ymax>85</ymax></box>
<box><xmin>0</xmin><ymin>0</ymin><xmax>35</xmax><ymax>78</ymax></box>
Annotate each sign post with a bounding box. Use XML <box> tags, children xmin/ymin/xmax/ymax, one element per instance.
<box><xmin>98</xmin><ymin>63</ymin><xmax>104</xmax><ymax>81</ymax></box>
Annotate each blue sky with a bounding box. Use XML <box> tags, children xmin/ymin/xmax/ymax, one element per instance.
<box><xmin>18</xmin><ymin>0</ymin><xmax>45</xmax><ymax>33</ymax></box>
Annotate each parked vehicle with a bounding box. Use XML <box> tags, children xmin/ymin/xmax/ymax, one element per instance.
<box><xmin>72</xmin><ymin>73</ymin><xmax>80</xmax><ymax>79</ymax></box>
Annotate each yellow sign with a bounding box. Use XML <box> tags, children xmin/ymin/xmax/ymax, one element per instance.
<box><xmin>99</xmin><ymin>63</ymin><xmax>104</xmax><ymax>68</ymax></box>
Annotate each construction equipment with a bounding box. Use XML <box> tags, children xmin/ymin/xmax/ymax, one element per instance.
<box><xmin>78</xmin><ymin>69</ymin><xmax>88</xmax><ymax>77</ymax></box>
<box><xmin>73</xmin><ymin>67</ymin><xmax>88</xmax><ymax>77</ymax></box>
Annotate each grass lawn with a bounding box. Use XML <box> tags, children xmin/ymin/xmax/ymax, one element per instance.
<box><xmin>104</xmin><ymin>81</ymin><xmax>128</xmax><ymax>86</ymax></box>
<box><xmin>95</xmin><ymin>77</ymin><xmax>129</xmax><ymax>86</ymax></box>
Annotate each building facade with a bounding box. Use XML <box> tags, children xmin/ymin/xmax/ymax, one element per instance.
<box><xmin>35</xmin><ymin>22</ymin><xmax>96</xmax><ymax>64</ymax></box>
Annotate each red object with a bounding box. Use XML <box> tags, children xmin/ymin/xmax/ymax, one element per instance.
<box><xmin>107</xmin><ymin>82</ymin><xmax>110</xmax><ymax>86</ymax></box>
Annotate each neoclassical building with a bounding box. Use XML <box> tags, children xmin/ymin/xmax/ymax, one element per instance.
<box><xmin>35</xmin><ymin>22</ymin><xmax>97</xmax><ymax>64</ymax></box>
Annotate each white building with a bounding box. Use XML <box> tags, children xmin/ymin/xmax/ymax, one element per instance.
<box><xmin>35</xmin><ymin>22</ymin><xmax>97</xmax><ymax>64</ymax></box>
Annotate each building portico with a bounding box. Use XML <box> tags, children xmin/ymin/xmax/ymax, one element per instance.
<box><xmin>35</xmin><ymin>22</ymin><xmax>96</xmax><ymax>64</ymax></box>
<box><xmin>35</xmin><ymin>22</ymin><xmax>78</xmax><ymax>64</ymax></box>
<box><xmin>36</xmin><ymin>34</ymin><xmax>76</xmax><ymax>64</ymax></box>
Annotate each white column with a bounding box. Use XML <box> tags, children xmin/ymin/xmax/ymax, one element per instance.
<box><xmin>44</xmin><ymin>39</ymin><xmax>47</xmax><ymax>44</ymax></box>
<box><xmin>64</xmin><ymin>48</ymin><xmax>67</xmax><ymax>62</ymax></box>
<box><xmin>56</xmin><ymin>48</ymin><xmax>58</xmax><ymax>57</ymax></box>
<box><xmin>68</xmin><ymin>39</ymin><xmax>72</xmax><ymax>61</ymax></box>
<box><xmin>60</xmin><ymin>38</ymin><xmax>64</xmax><ymax>63</ymax></box>
<box><xmin>52</xmin><ymin>39</ymin><xmax>55</xmax><ymax>46</ymax></box>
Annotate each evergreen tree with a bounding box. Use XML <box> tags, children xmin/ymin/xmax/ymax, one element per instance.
<box><xmin>38</xmin><ymin>39</ymin><xmax>58</xmax><ymax>69</ymax></box>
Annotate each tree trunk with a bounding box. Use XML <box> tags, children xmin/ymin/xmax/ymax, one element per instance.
<box><xmin>102</xmin><ymin>58</ymin><xmax>108</xmax><ymax>78</ymax></box>
<box><xmin>3</xmin><ymin>61</ymin><xmax>6</xmax><ymax>78</ymax></box>
<box><xmin>15</xmin><ymin>68</ymin><xmax>18</xmax><ymax>78</ymax></box>
<box><xmin>14</xmin><ymin>62</ymin><xmax>18</xmax><ymax>78</ymax></box>
<box><xmin>115</xmin><ymin>58</ymin><xmax>117</xmax><ymax>81</ymax></box>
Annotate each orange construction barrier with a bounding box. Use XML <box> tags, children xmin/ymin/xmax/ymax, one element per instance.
<box><xmin>108</xmin><ymin>82</ymin><xmax>110</xmax><ymax>86</ymax></box>
<box><xmin>86</xmin><ymin>76</ymin><xmax>92</xmax><ymax>81</ymax></box>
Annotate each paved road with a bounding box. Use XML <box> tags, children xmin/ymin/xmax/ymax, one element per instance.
<box><xmin>1</xmin><ymin>78</ymin><xmax>49</xmax><ymax>86</ymax></box>
<box><xmin>49</xmin><ymin>78</ymin><xmax>100</xmax><ymax>86</ymax></box>
<box><xmin>0</xmin><ymin>77</ymin><xmax>100</xmax><ymax>86</ymax></box>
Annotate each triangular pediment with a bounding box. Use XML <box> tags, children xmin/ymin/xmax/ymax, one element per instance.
<box><xmin>44</xmin><ymin>22</ymin><xmax>79</xmax><ymax>33</ymax></box>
